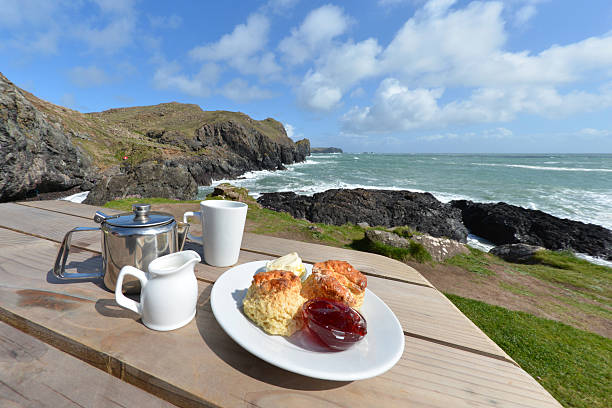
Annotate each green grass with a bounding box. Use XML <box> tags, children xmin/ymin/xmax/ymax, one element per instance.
<box><xmin>104</xmin><ymin>197</ymin><xmax>201</xmax><ymax>211</ymax></box>
<box><xmin>447</xmin><ymin>294</ymin><xmax>612</xmax><ymax>408</ymax></box>
<box><xmin>445</xmin><ymin>246</ymin><xmax>496</xmax><ymax>276</ymax></box>
<box><xmin>499</xmin><ymin>281</ymin><xmax>535</xmax><ymax>296</ymax></box>
<box><xmin>350</xmin><ymin>236</ymin><xmax>433</xmax><ymax>263</ymax></box>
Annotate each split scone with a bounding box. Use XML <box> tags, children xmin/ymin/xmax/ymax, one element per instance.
<box><xmin>301</xmin><ymin>260</ymin><xmax>367</xmax><ymax>309</ymax></box>
<box><xmin>242</xmin><ymin>270</ymin><xmax>306</xmax><ymax>336</ymax></box>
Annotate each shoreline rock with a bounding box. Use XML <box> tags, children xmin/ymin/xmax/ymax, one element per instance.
<box><xmin>257</xmin><ymin>189</ymin><xmax>468</xmax><ymax>242</ymax></box>
<box><xmin>451</xmin><ymin>200</ymin><xmax>612</xmax><ymax>260</ymax></box>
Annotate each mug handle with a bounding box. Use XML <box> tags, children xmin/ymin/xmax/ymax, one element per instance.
<box><xmin>115</xmin><ymin>266</ymin><xmax>148</xmax><ymax>315</ymax></box>
<box><xmin>183</xmin><ymin>211</ymin><xmax>203</xmax><ymax>245</ymax></box>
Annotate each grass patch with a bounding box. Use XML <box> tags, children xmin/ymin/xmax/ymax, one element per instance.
<box><xmin>498</xmin><ymin>281</ymin><xmax>535</xmax><ymax>296</ymax></box>
<box><xmin>445</xmin><ymin>246</ymin><xmax>495</xmax><ymax>276</ymax></box>
<box><xmin>350</xmin><ymin>236</ymin><xmax>433</xmax><ymax>263</ymax></box>
<box><xmin>447</xmin><ymin>294</ymin><xmax>612</xmax><ymax>408</ymax></box>
<box><xmin>104</xmin><ymin>197</ymin><xmax>201</xmax><ymax>211</ymax></box>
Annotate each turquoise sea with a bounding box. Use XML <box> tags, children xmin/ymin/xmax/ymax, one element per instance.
<box><xmin>208</xmin><ymin>153</ymin><xmax>612</xmax><ymax>232</ymax></box>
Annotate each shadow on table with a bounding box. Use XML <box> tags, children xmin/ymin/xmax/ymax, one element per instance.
<box><xmin>46</xmin><ymin>253</ymin><xmax>107</xmax><ymax>291</ymax></box>
<box><xmin>195</xmin><ymin>288</ymin><xmax>350</xmax><ymax>391</ymax></box>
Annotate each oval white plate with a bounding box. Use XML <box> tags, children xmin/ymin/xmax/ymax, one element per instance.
<box><xmin>210</xmin><ymin>261</ymin><xmax>405</xmax><ymax>381</ymax></box>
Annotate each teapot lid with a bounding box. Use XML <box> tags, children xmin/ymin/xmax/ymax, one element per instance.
<box><xmin>97</xmin><ymin>204</ymin><xmax>175</xmax><ymax>228</ymax></box>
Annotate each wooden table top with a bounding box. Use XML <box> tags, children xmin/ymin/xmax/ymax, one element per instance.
<box><xmin>0</xmin><ymin>200</ymin><xmax>562</xmax><ymax>408</ymax></box>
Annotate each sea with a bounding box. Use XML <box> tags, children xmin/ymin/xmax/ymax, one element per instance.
<box><xmin>206</xmin><ymin>153</ymin><xmax>612</xmax><ymax>266</ymax></box>
<box><xmin>64</xmin><ymin>153</ymin><xmax>612</xmax><ymax>266</ymax></box>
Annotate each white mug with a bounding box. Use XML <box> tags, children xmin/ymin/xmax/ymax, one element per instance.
<box><xmin>183</xmin><ymin>200</ymin><xmax>248</xmax><ymax>267</ymax></box>
<box><xmin>115</xmin><ymin>250</ymin><xmax>201</xmax><ymax>331</ymax></box>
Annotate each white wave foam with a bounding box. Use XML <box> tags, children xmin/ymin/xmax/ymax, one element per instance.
<box><xmin>466</xmin><ymin>234</ymin><xmax>495</xmax><ymax>252</ymax></box>
<box><xmin>575</xmin><ymin>253</ymin><xmax>612</xmax><ymax>268</ymax></box>
<box><xmin>472</xmin><ymin>163</ymin><xmax>612</xmax><ymax>172</ymax></box>
<box><xmin>60</xmin><ymin>191</ymin><xmax>89</xmax><ymax>203</ymax></box>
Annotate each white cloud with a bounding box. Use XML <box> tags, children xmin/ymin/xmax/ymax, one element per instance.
<box><xmin>279</xmin><ymin>5</ymin><xmax>351</xmax><ymax>65</ymax></box>
<box><xmin>515</xmin><ymin>4</ymin><xmax>536</xmax><ymax>26</ymax></box>
<box><xmin>148</xmin><ymin>14</ymin><xmax>182</xmax><ymax>29</ymax></box>
<box><xmin>578</xmin><ymin>128</ymin><xmax>612</xmax><ymax>137</ymax></box>
<box><xmin>93</xmin><ymin>0</ymin><xmax>136</xmax><ymax>14</ymax></box>
<box><xmin>190</xmin><ymin>14</ymin><xmax>268</xmax><ymax>61</ymax></box>
<box><xmin>284</xmin><ymin>123</ymin><xmax>296</xmax><ymax>139</ymax></box>
<box><xmin>265</xmin><ymin>0</ymin><xmax>299</xmax><ymax>14</ymax></box>
<box><xmin>298</xmin><ymin>71</ymin><xmax>343</xmax><ymax>111</ymax></box>
<box><xmin>153</xmin><ymin>61</ymin><xmax>220</xmax><ymax>98</ymax></box>
<box><xmin>343</xmin><ymin>78</ymin><xmax>612</xmax><ymax>133</ymax></box>
<box><xmin>189</xmin><ymin>14</ymin><xmax>280</xmax><ymax>78</ymax></box>
<box><xmin>76</xmin><ymin>17</ymin><xmax>135</xmax><ymax>54</ymax></box>
<box><xmin>69</xmin><ymin>65</ymin><xmax>112</xmax><ymax>87</ymax></box>
<box><xmin>295</xmin><ymin>37</ymin><xmax>381</xmax><ymax>111</ymax></box>
<box><xmin>220</xmin><ymin>79</ymin><xmax>274</xmax><ymax>102</ymax></box>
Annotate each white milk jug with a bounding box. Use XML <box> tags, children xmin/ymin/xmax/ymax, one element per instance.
<box><xmin>115</xmin><ymin>250</ymin><xmax>201</xmax><ymax>331</ymax></box>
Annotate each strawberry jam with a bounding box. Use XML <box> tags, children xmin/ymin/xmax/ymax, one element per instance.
<box><xmin>302</xmin><ymin>298</ymin><xmax>367</xmax><ymax>350</ymax></box>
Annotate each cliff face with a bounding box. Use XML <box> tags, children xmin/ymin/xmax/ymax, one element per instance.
<box><xmin>0</xmin><ymin>73</ymin><xmax>94</xmax><ymax>201</ymax></box>
<box><xmin>0</xmin><ymin>73</ymin><xmax>310</xmax><ymax>203</ymax></box>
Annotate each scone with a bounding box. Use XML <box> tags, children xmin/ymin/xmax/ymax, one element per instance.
<box><xmin>301</xmin><ymin>260</ymin><xmax>367</xmax><ymax>309</ymax></box>
<box><xmin>243</xmin><ymin>270</ymin><xmax>306</xmax><ymax>336</ymax></box>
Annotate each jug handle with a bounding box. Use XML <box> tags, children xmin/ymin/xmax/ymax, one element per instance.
<box><xmin>53</xmin><ymin>227</ymin><xmax>103</xmax><ymax>279</ymax></box>
<box><xmin>115</xmin><ymin>266</ymin><xmax>148</xmax><ymax>316</ymax></box>
<box><xmin>183</xmin><ymin>211</ymin><xmax>203</xmax><ymax>245</ymax></box>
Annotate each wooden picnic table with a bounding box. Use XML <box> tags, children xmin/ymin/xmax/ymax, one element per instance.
<box><xmin>0</xmin><ymin>200</ymin><xmax>562</xmax><ymax>408</ymax></box>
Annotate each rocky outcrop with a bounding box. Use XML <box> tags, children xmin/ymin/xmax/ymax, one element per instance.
<box><xmin>451</xmin><ymin>200</ymin><xmax>612</xmax><ymax>260</ymax></box>
<box><xmin>258</xmin><ymin>189</ymin><xmax>468</xmax><ymax>242</ymax></box>
<box><xmin>489</xmin><ymin>244</ymin><xmax>544</xmax><ymax>264</ymax></box>
<box><xmin>365</xmin><ymin>229</ymin><xmax>469</xmax><ymax>262</ymax></box>
<box><xmin>207</xmin><ymin>183</ymin><xmax>259</xmax><ymax>207</ymax></box>
<box><xmin>0</xmin><ymin>73</ymin><xmax>94</xmax><ymax>201</ymax></box>
<box><xmin>311</xmin><ymin>147</ymin><xmax>343</xmax><ymax>153</ymax></box>
<box><xmin>85</xmin><ymin>161</ymin><xmax>197</xmax><ymax>205</ymax></box>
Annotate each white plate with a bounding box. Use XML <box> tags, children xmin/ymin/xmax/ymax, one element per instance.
<box><xmin>210</xmin><ymin>261</ymin><xmax>405</xmax><ymax>381</ymax></box>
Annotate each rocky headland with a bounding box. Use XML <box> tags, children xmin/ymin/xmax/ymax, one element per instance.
<box><xmin>0</xmin><ymin>72</ymin><xmax>310</xmax><ymax>204</ymax></box>
<box><xmin>258</xmin><ymin>188</ymin><xmax>612</xmax><ymax>260</ymax></box>
<box><xmin>311</xmin><ymin>147</ymin><xmax>343</xmax><ymax>153</ymax></box>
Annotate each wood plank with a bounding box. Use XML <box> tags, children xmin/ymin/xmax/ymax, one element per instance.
<box><xmin>0</xmin><ymin>203</ymin><xmax>101</xmax><ymax>251</ymax></box>
<box><xmin>0</xmin><ymin>210</ymin><xmax>508</xmax><ymax>359</ymax></box>
<box><xmin>0</xmin><ymin>235</ymin><xmax>561</xmax><ymax>407</ymax></box>
<box><xmin>18</xmin><ymin>200</ymin><xmax>122</xmax><ymax>219</ymax></box>
<box><xmin>0</xmin><ymin>321</ymin><xmax>178</xmax><ymax>408</ymax></box>
<box><xmin>19</xmin><ymin>201</ymin><xmax>433</xmax><ymax>287</ymax></box>
<box><xmin>240</xmin><ymin>232</ymin><xmax>432</xmax><ymax>286</ymax></box>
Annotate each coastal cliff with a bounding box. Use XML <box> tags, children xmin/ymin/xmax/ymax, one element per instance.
<box><xmin>0</xmin><ymin>72</ymin><xmax>310</xmax><ymax>203</ymax></box>
<box><xmin>0</xmin><ymin>73</ymin><xmax>95</xmax><ymax>201</ymax></box>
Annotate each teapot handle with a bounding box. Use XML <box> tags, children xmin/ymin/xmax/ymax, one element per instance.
<box><xmin>183</xmin><ymin>211</ymin><xmax>203</xmax><ymax>245</ymax></box>
<box><xmin>115</xmin><ymin>266</ymin><xmax>148</xmax><ymax>316</ymax></box>
<box><xmin>53</xmin><ymin>227</ymin><xmax>103</xmax><ymax>279</ymax></box>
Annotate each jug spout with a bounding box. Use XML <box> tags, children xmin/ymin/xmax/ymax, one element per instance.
<box><xmin>148</xmin><ymin>250</ymin><xmax>201</xmax><ymax>275</ymax></box>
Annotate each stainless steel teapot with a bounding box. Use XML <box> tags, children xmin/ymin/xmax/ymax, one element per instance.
<box><xmin>53</xmin><ymin>204</ymin><xmax>189</xmax><ymax>294</ymax></box>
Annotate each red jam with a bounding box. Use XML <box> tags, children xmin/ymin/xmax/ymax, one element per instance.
<box><xmin>302</xmin><ymin>298</ymin><xmax>367</xmax><ymax>350</ymax></box>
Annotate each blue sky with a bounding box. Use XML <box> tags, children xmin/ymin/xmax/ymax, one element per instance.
<box><xmin>2</xmin><ymin>0</ymin><xmax>612</xmax><ymax>153</ymax></box>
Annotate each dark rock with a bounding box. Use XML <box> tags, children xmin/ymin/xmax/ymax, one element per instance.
<box><xmin>311</xmin><ymin>147</ymin><xmax>343</xmax><ymax>153</ymax></box>
<box><xmin>258</xmin><ymin>189</ymin><xmax>468</xmax><ymax>242</ymax></box>
<box><xmin>84</xmin><ymin>161</ymin><xmax>197</xmax><ymax>205</ymax></box>
<box><xmin>0</xmin><ymin>73</ymin><xmax>95</xmax><ymax>201</ymax></box>
<box><xmin>489</xmin><ymin>243</ymin><xmax>544</xmax><ymax>264</ymax></box>
<box><xmin>451</xmin><ymin>200</ymin><xmax>612</xmax><ymax>260</ymax></box>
